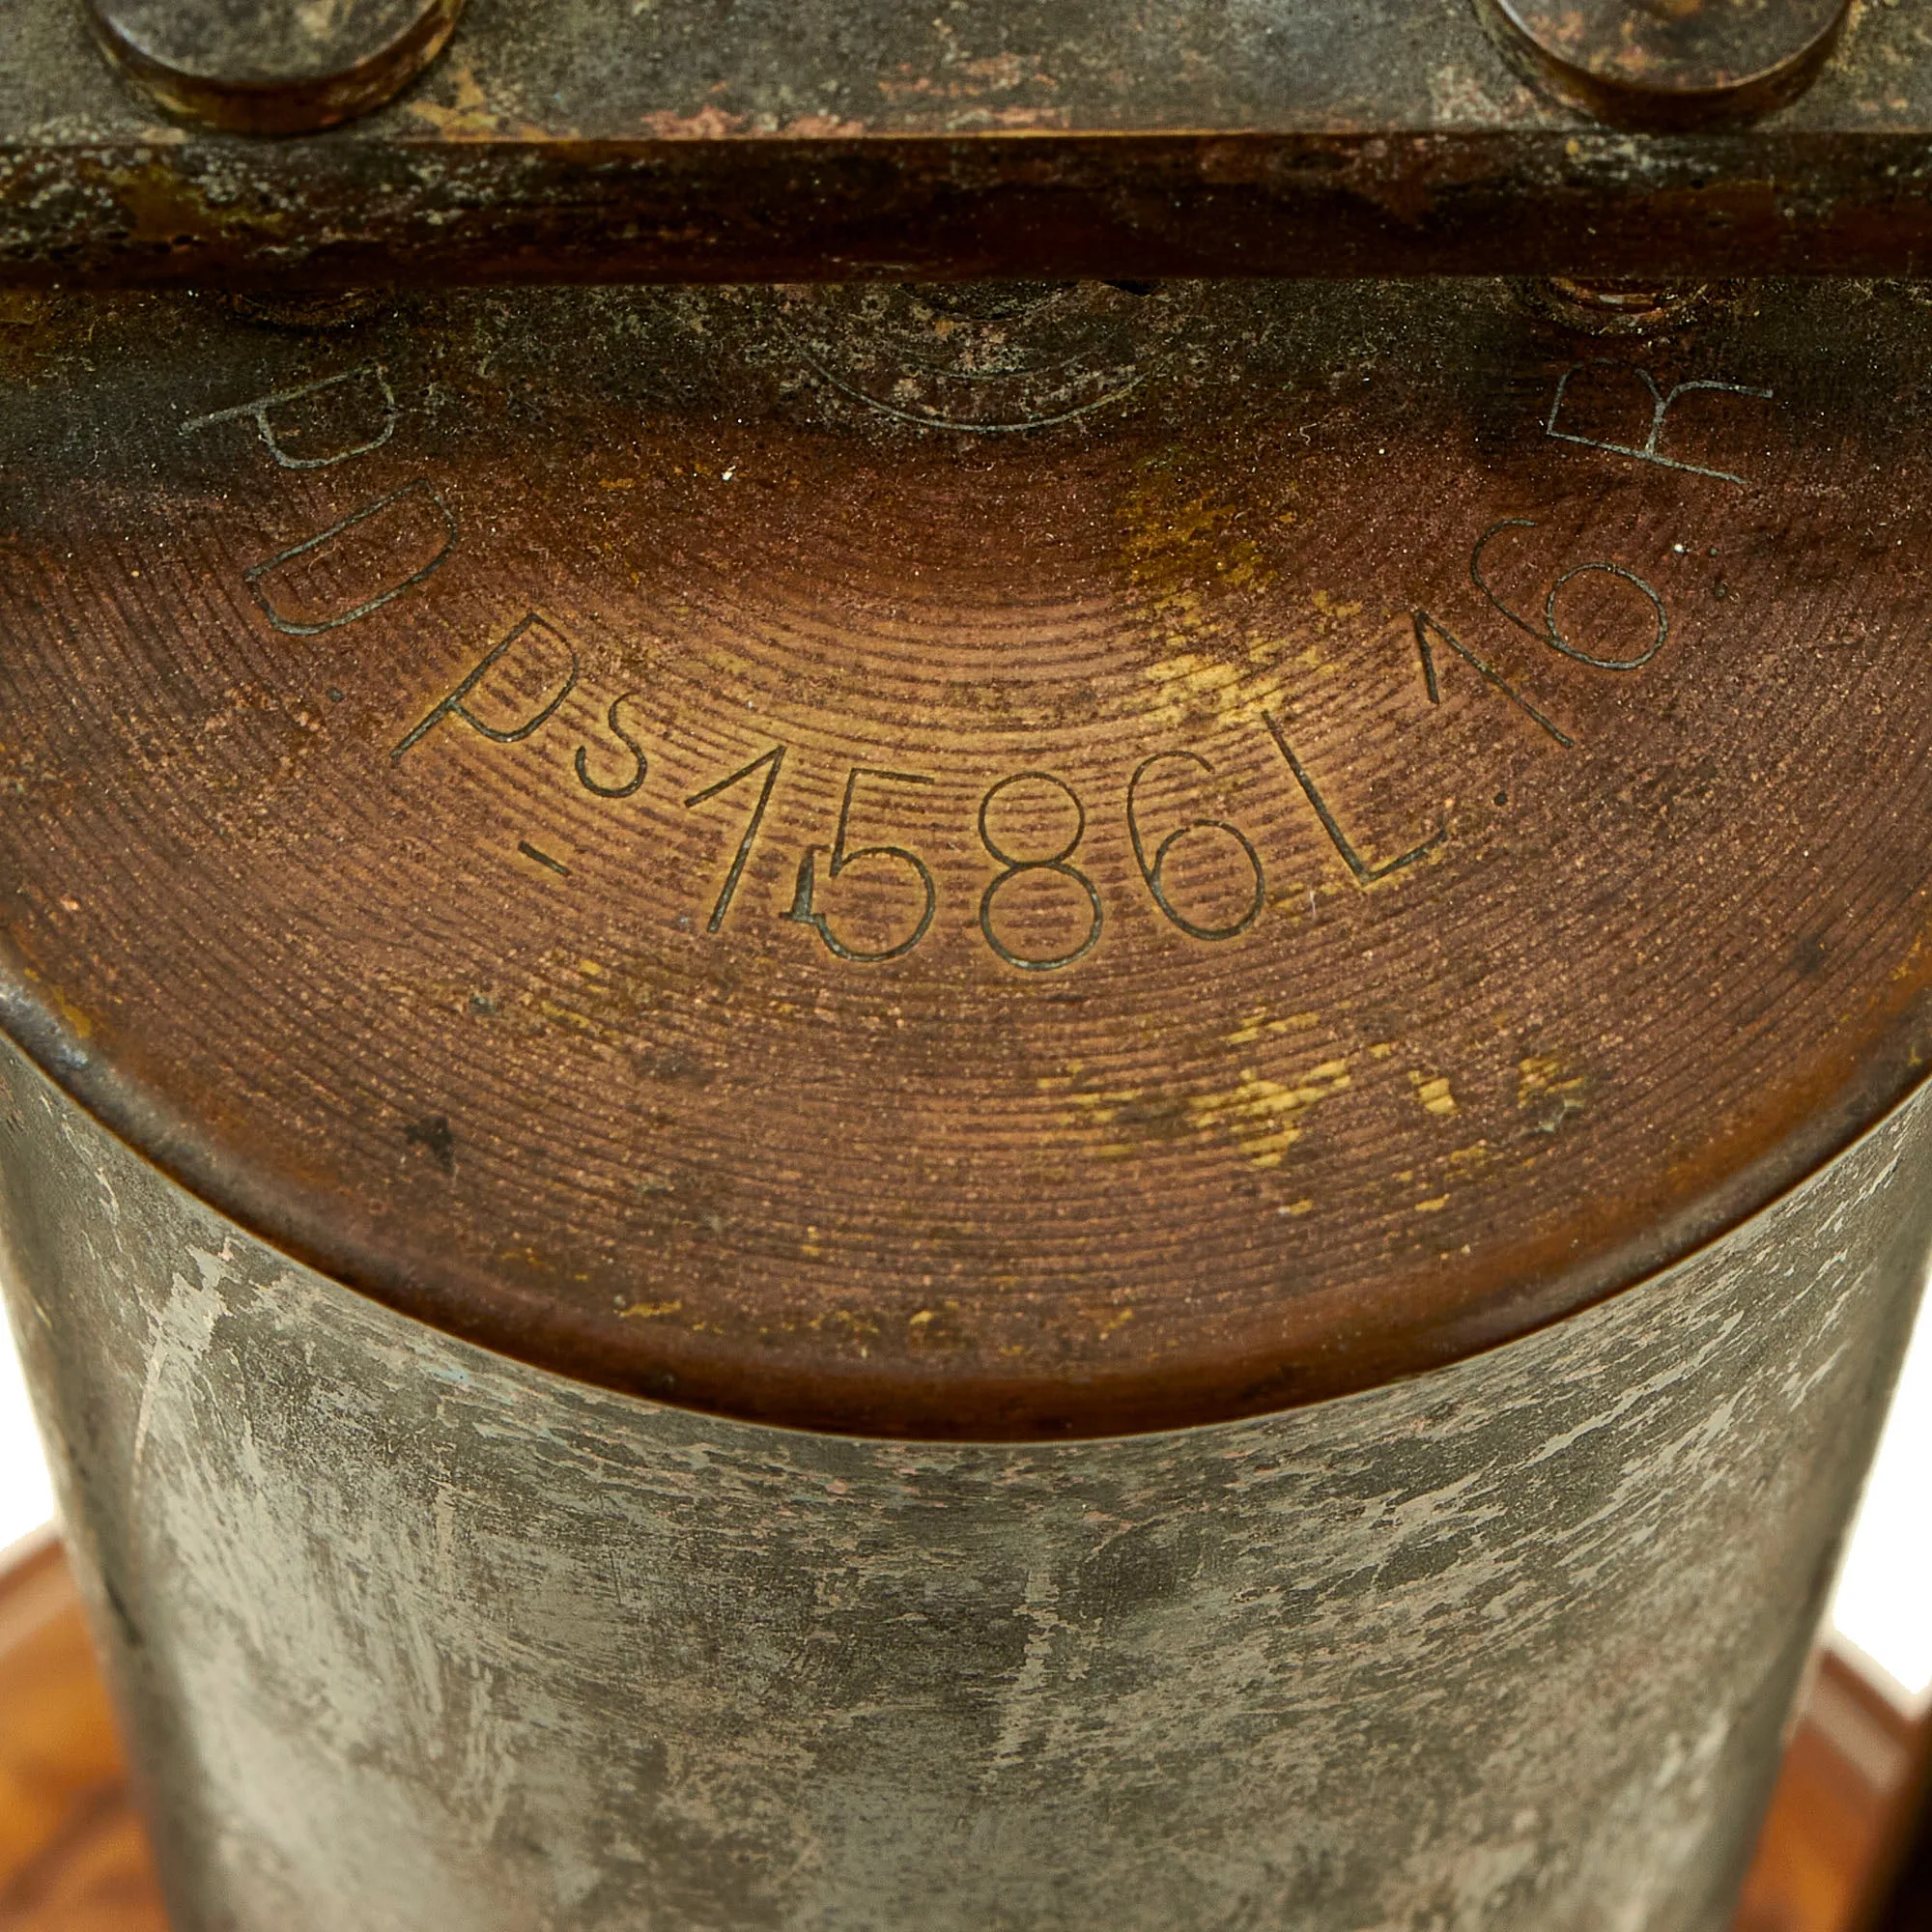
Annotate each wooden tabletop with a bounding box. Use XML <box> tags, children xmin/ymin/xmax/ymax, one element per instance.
<box><xmin>0</xmin><ymin>1526</ymin><xmax>1919</xmax><ymax>1932</ymax></box>
<box><xmin>1736</xmin><ymin>1644</ymin><xmax>1931</xmax><ymax>1932</ymax></box>
<box><xmin>0</xmin><ymin>1534</ymin><xmax>163</xmax><ymax>1932</ymax></box>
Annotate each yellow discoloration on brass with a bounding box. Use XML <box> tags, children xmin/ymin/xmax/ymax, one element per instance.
<box><xmin>1518</xmin><ymin>1054</ymin><xmax>1591</xmax><ymax>1109</ymax></box>
<box><xmin>535</xmin><ymin>998</ymin><xmax>599</xmax><ymax>1037</ymax></box>
<box><xmin>1118</xmin><ymin>465</ymin><xmax>1292</xmax><ymax>726</ymax></box>
<box><xmin>1225</xmin><ymin>1008</ymin><xmax>1320</xmax><ymax>1047</ymax></box>
<box><xmin>1309</xmin><ymin>588</ymin><xmax>1364</xmax><ymax>624</ymax></box>
<box><xmin>1118</xmin><ymin>469</ymin><xmax>1277</xmax><ymax>636</ymax></box>
<box><xmin>1060</xmin><ymin>1056</ymin><xmax>1350</xmax><ymax>1167</ymax></box>
<box><xmin>1409</xmin><ymin>1071</ymin><xmax>1459</xmax><ymax>1117</ymax></box>
<box><xmin>1184</xmin><ymin>1060</ymin><xmax>1352</xmax><ymax>1169</ymax></box>
<box><xmin>810</xmin><ymin>1309</ymin><xmax>883</xmax><ymax>1356</ymax></box>
<box><xmin>1063</xmin><ymin>1086</ymin><xmax>1156</xmax><ymax>1161</ymax></box>
<box><xmin>1145</xmin><ymin>651</ymin><xmax>1244</xmax><ymax>700</ymax></box>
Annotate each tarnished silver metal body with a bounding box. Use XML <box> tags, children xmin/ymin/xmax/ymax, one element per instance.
<box><xmin>3</xmin><ymin>1036</ymin><xmax>1925</xmax><ymax>1932</ymax></box>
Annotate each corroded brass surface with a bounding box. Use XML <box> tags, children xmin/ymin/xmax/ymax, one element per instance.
<box><xmin>4</xmin><ymin>279</ymin><xmax>1932</xmax><ymax>1437</ymax></box>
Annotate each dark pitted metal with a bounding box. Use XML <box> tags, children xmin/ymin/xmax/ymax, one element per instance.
<box><xmin>84</xmin><ymin>0</ymin><xmax>469</xmax><ymax>136</ymax></box>
<box><xmin>6</xmin><ymin>278</ymin><xmax>1932</xmax><ymax>1438</ymax></box>
<box><xmin>0</xmin><ymin>0</ymin><xmax>1927</xmax><ymax>284</ymax></box>
<box><xmin>1485</xmin><ymin>0</ymin><xmax>1850</xmax><ymax>130</ymax></box>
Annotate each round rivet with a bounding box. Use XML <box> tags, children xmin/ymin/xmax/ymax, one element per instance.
<box><xmin>1521</xmin><ymin>276</ymin><xmax>1715</xmax><ymax>336</ymax></box>
<box><xmin>1484</xmin><ymin>0</ymin><xmax>1850</xmax><ymax>128</ymax></box>
<box><xmin>85</xmin><ymin>0</ymin><xmax>469</xmax><ymax>136</ymax></box>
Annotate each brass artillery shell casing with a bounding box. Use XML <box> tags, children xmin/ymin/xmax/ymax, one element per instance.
<box><xmin>2</xmin><ymin>278</ymin><xmax>1930</xmax><ymax>1929</ymax></box>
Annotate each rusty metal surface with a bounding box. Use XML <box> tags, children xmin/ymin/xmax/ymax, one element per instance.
<box><xmin>85</xmin><ymin>0</ymin><xmax>469</xmax><ymax>136</ymax></box>
<box><xmin>7</xmin><ymin>0</ymin><xmax>1932</xmax><ymax>283</ymax></box>
<box><xmin>1484</xmin><ymin>0</ymin><xmax>1852</xmax><ymax>131</ymax></box>
<box><xmin>6</xmin><ymin>277</ymin><xmax>1932</xmax><ymax>1439</ymax></box>
<box><xmin>5</xmin><ymin>1032</ymin><xmax>1928</xmax><ymax>1931</ymax></box>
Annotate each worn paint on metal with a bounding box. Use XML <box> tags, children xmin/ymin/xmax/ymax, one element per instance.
<box><xmin>2</xmin><ymin>1037</ymin><xmax>1927</xmax><ymax>1929</ymax></box>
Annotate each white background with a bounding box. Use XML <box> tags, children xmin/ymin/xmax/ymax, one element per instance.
<box><xmin>1831</xmin><ymin>1281</ymin><xmax>1932</xmax><ymax>1705</ymax></box>
<box><xmin>0</xmin><ymin>1285</ymin><xmax>1925</xmax><ymax>1702</ymax></box>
